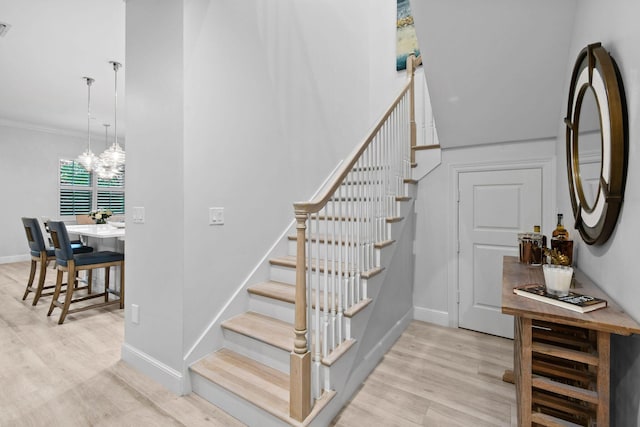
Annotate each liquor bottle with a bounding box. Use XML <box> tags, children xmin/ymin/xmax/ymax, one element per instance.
<box><xmin>552</xmin><ymin>214</ymin><xmax>569</xmax><ymax>240</ymax></box>
<box><xmin>531</xmin><ymin>225</ymin><xmax>544</xmax><ymax>266</ymax></box>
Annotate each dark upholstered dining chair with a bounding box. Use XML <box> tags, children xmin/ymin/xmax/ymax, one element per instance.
<box><xmin>47</xmin><ymin>221</ymin><xmax>125</xmax><ymax>324</ymax></box>
<box><xmin>21</xmin><ymin>217</ymin><xmax>93</xmax><ymax>306</ymax></box>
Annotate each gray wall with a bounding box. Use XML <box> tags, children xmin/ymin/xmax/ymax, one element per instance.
<box><xmin>0</xmin><ymin>124</ymin><xmax>87</xmax><ymax>262</ymax></box>
<box><xmin>559</xmin><ymin>1</ymin><xmax>640</xmax><ymax>424</ymax></box>
<box><xmin>413</xmin><ymin>0</ymin><xmax>640</xmax><ymax>424</ymax></box>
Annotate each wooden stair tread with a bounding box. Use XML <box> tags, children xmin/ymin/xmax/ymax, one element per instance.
<box><xmin>330</xmin><ymin>195</ymin><xmax>412</xmax><ymax>202</ymax></box>
<box><xmin>248</xmin><ymin>281</ymin><xmax>297</xmax><ymax>304</ymax></box>
<box><xmin>222</xmin><ymin>312</ymin><xmax>293</xmax><ymax>352</ymax></box>
<box><xmin>270</xmin><ymin>255</ymin><xmax>384</xmax><ymax>279</ymax></box>
<box><xmin>248</xmin><ymin>281</ymin><xmax>334</xmax><ymax>311</ymax></box>
<box><xmin>322</xmin><ymin>338</ymin><xmax>355</xmax><ymax>366</ymax></box>
<box><xmin>531</xmin><ymin>375</ymin><xmax>598</xmax><ymax>404</ymax></box>
<box><xmin>530</xmin><ymin>412</ymin><xmax>585</xmax><ymax>427</ymax></box>
<box><xmin>191</xmin><ymin>348</ymin><xmax>291</xmax><ymax>422</ymax></box>
<box><xmin>287</xmin><ymin>232</ymin><xmax>399</xmax><ymax>247</ymax></box>
<box><xmin>307</xmin><ymin>215</ymin><xmax>404</xmax><ymax>223</ymax></box>
<box><xmin>412</xmin><ymin>144</ymin><xmax>441</xmax><ymax>151</ymax></box>
<box><xmin>344</xmin><ymin>298</ymin><xmax>372</xmax><ymax>318</ymax></box>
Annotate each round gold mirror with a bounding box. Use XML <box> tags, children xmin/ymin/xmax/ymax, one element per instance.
<box><xmin>565</xmin><ymin>43</ymin><xmax>627</xmax><ymax>245</ymax></box>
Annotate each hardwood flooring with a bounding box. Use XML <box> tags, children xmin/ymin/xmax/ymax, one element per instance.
<box><xmin>331</xmin><ymin>321</ymin><xmax>518</xmax><ymax>426</ymax></box>
<box><xmin>1</xmin><ymin>261</ymin><xmax>516</xmax><ymax>426</ymax></box>
<box><xmin>0</xmin><ymin>261</ymin><xmax>243</xmax><ymax>427</ymax></box>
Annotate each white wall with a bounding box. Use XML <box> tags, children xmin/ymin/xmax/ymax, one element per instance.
<box><xmin>124</xmin><ymin>0</ymin><xmax>406</xmax><ymax>391</ymax></box>
<box><xmin>413</xmin><ymin>139</ymin><xmax>557</xmax><ymax>326</ymax></box>
<box><xmin>0</xmin><ymin>123</ymin><xmax>87</xmax><ymax>262</ymax></box>
<box><xmin>558</xmin><ymin>2</ymin><xmax>640</xmax><ymax>424</ymax></box>
<box><xmin>122</xmin><ymin>0</ymin><xmax>185</xmax><ymax>393</ymax></box>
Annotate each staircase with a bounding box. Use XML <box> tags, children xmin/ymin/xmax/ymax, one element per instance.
<box><xmin>189</xmin><ymin>55</ymin><xmax>429</xmax><ymax>426</ymax></box>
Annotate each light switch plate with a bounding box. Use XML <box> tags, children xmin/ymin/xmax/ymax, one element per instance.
<box><xmin>132</xmin><ymin>207</ymin><xmax>145</xmax><ymax>224</ymax></box>
<box><xmin>209</xmin><ymin>207</ymin><xmax>224</xmax><ymax>225</ymax></box>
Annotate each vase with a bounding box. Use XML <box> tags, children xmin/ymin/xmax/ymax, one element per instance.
<box><xmin>96</xmin><ymin>219</ymin><xmax>106</xmax><ymax>224</ymax></box>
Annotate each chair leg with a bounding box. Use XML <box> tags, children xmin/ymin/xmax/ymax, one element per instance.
<box><xmin>87</xmin><ymin>270</ymin><xmax>93</xmax><ymax>294</ymax></box>
<box><xmin>47</xmin><ymin>269</ymin><xmax>64</xmax><ymax>316</ymax></box>
<box><xmin>22</xmin><ymin>259</ymin><xmax>37</xmax><ymax>300</ymax></box>
<box><xmin>32</xmin><ymin>255</ymin><xmax>49</xmax><ymax>306</ymax></box>
<box><xmin>119</xmin><ymin>261</ymin><xmax>125</xmax><ymax>309</ymax></box>
<box><xmin>104</xmin><ymin>267</ymin><xmax>110</xmax><ymax>302</ymax></box>
<box><xmin>58</xmin><ymin>266</ymin><xmax>77</xmax><ymax>325</ymax></box>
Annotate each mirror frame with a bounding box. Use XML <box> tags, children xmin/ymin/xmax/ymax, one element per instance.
<box><xmin>565</xmin><ymin>43</ymin><xmax>628</xmax><ymax>245</ymax></box>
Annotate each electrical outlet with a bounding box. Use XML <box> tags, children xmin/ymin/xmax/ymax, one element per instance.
<box><xmin>209</xmin><ymin>207</ymin><xmax>224</xmax><ymax>225</ymax></box>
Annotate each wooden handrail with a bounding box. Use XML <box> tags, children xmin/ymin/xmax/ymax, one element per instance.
<box><xmin>294</xmin><ymin>55</ymin><xmax>421</xmax><ymax>215</ymax></box>
<box><xmin>289</xmin><ymin>54</ymin><xmax>420</xmax><ymax>422</ymax></box>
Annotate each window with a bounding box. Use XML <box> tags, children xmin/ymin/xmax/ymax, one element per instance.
<box><xmin>59</xmin><ymin>159</ymin><xmax>125</xmax><ymax>216</ymax></box>
<box><xmin>97</xmin><ymin>172</ymin><xmax>125</xmax><ymax>214</ymax></box>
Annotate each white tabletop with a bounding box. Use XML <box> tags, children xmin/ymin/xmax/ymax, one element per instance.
<box><xmin>66</xmin><ymin>224</ymin><xmax>126</xmax><ymax>239</ymax></box>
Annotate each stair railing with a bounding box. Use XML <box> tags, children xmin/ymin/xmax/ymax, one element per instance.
<box><xmin>289</xmin><ymin>54</ymin><xmax>421</xmax><ymax>422</ymax></box>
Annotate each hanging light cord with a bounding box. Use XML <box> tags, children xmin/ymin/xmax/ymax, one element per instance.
<box><xmin>110</xmin><ymin>61</ymin><xmax>121</xmax><ymax>147</ymax></box>
<box><xmin>85</xmin><ymin>77</ymin><xmax>94</xmax><ymax>151</ymax></box>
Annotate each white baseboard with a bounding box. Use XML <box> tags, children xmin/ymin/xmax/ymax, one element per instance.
<box><xmin>0</xmin><ymin>254</ymin><xmax>30</xmax><ymax>264</ymax></box>
<box><xmin>413</xmin><ymin>306</ymin><xmax>449</xmax><ymax>327</ymax></box>
<box><xmin>121</xmin><ymin>343</ymin><xmax>185</xmax><ymax>396</ymax></box>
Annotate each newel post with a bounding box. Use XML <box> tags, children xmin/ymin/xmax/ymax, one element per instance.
<box><xmin>290</xmin><ymin>210</ymin><xmax>311</xmax><ymax>422</ymax></box>
<box><xmin>407</xmin><ymin>54</ymin><xmax>417</xmax><ymax>164</ymax></box>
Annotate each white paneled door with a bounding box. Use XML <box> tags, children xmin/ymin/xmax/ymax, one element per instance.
<box><xmin>458</xmin><ymin>168</ymin><xmax>542</xmax><ymax>339</ymax></box>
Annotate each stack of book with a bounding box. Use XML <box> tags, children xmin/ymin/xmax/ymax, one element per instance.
<box><xmin>513</xmin><ymin>284</ymin><xmax>607</xmax><ymax>313</ymax></box>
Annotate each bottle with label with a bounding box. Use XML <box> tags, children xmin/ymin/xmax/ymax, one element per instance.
<box><xmin>551</xmin><ymin>213</ymin><xmax>573</xmax><ymax>265</ymax></box>
<box><xmin>531</xmin><ymin>225</ymin><xmax>545</xmax><ymax>266</ymax></box>
<box><xmin>552</xmin><ymin>213</ymin><xmax>569</xmax><ymax>240</ymax></box>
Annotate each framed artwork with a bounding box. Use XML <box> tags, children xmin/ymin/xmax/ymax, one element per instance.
<box><xmin>396</xmin><ymin>0</ymin><xmax>420</xmax><ymax>71</ymax></box>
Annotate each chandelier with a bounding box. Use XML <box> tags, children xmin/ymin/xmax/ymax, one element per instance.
<box><xmin>76</xmin><ymin>61</ymin><xmax>125</xmax><ymax>177</ymax></box>
<box><xmin>94</xmin><ymin>124</ymin><xmax>119</xmax><ymax>180</ymax></box>
<box><xmin>99</xmin><ymin>61</ymin><xmax>125</xmax><ymax>173</ymax></box>
<box><xmin>76</xmin><ymin>77</ymin><xmax>100</xmax><ymax>171</ymax></box>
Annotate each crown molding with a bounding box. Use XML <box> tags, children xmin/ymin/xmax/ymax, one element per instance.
<box><xmin>0</xmin><ymin>118</ymin><xmax>87</xmax><ymax>139</ymax></box>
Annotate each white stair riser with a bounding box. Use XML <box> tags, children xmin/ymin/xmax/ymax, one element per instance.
<box><xmin>377</xmin><ymin>242</ymin><xmax>395</xmax><ymax>267</ymax></box>
<box><xmin>287</xmin><ymin>240</ymin><xmax>381</xmax><ymax>268</ymax></box>
<box><xmin>345</xmin><ymin>303</ymin><xmax>372</xmax><ymax>340</ymax></box>
<box><xmin>191</xmin><ymin>374</ymin><xmax>289</xmax><ymax>427</ymax></box>
<box><xmin>321</xmin><ymin>199</ymin><xmax>404</xmax><ymax>217</ymax></box>
<box><xmin>304</xmin><ymin>219</ymin><xmax>389</xmax><ymax>239</ymax></box>
<box><xmin>248</xmin><ymin>294</ymin><xmax>295</xmax><ymax>324</ymax></box>
<box><xmin>405</xmin><ymin>182</ymin><xmax>417</xmax><ymax>199</ymax></box>
<box><xmin>270</xmin><ymin>264</ymin><xmax>373</xmax><ymax>296</ymax></box>
<box><xmin>221</xmin><ymin>328</ymin><xmax>290</xmax><ymax>374</ymax></box>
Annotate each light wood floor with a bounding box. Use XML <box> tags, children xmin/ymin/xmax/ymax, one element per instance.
<box><xmin>1</xmin><ymin>261</ymin><xmax>516</xmax><ymax>426</ymax></box>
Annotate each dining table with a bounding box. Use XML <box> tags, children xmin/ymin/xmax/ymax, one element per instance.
<box><xmin>66</xmin><ymin>223</ymin><xmax>125</xmax><ymax>294</ymax></box>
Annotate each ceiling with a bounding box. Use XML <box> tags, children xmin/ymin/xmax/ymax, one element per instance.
<box><xmin>411</xmin><ymin>0</ymin><xmax>577</xmax><ymax>148</ymax></box>
<box><xmin>0</xmin><ymin>0</ymin><xmax>125</xmax><ymax>139</ymax></box>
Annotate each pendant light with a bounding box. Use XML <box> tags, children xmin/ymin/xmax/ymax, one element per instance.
<box><xmin>99</xmin><ymin>61</ymin><xmax>125</xmax><ymax>170</ymax></box>
<box><xmin>76</xmin><ymin>77</ymin><xmax>100</xmax><ymax>171</ymax></box>
<box><xmin>95</xmin><ymin>124</ymin><xmax>119</xmax><ymax>180</ymax></box>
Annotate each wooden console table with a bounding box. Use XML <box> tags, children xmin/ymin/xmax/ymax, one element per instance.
<box><xmin>501</xmin><ymin>256</ymin><xmax>640</xmax><ymax>426</ymax></box>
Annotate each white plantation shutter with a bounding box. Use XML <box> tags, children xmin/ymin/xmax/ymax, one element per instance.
<box><xmin>59</xmin><ymin>160</ymin><xmax>92</xmax><ymax>216</ymax></box>
<box><xmin>59</xmin><ymin>160</ymin><xmax>125</xmax><ymax>217</ymax></box>
<box><xmin>97</xmin><ymin>170</ymin><xmax>125</xmax><ymax>214</ymax></box>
